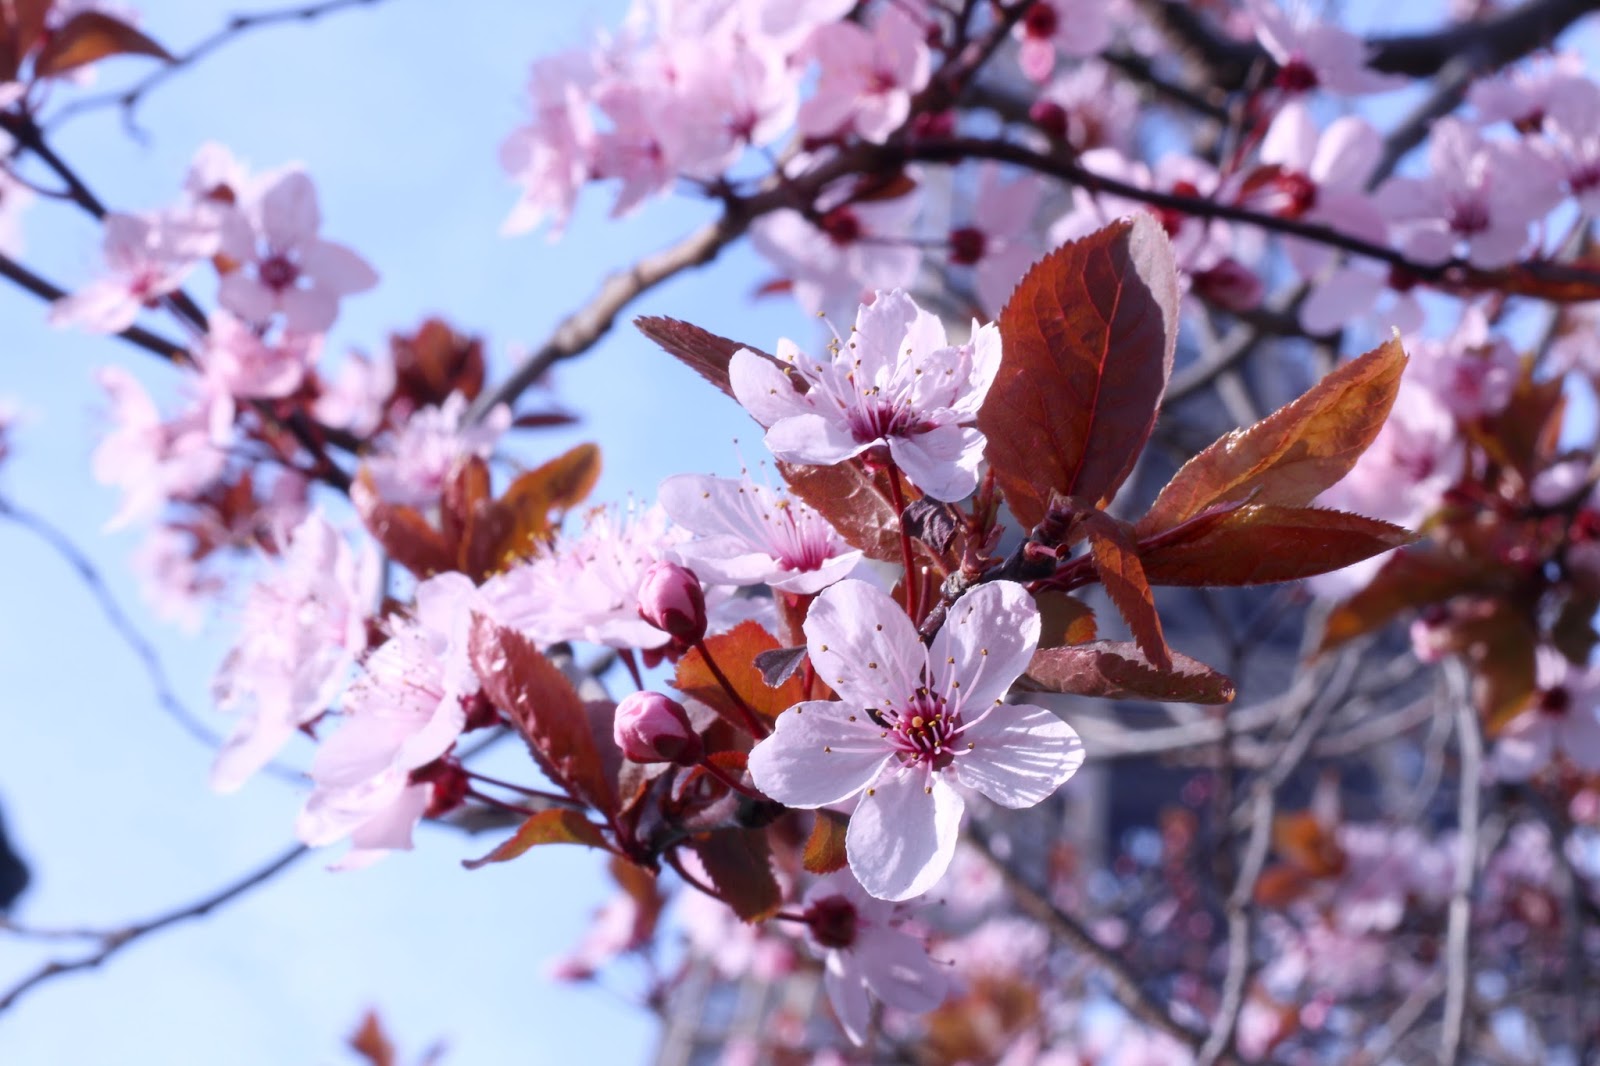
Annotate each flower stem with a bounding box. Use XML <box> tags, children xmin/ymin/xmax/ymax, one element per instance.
<box><xmin>463</xmin><ymin>769</ymin><xmax>584</xmax><ymax>809</ymax></box>
<box><xmin>696</xmin><ymin>757</ymin><xmax>766</xmax><ymax>801</ymax></box>
<box><xmin>693</xmin><ymin>638</ymin><xmax>770</xmax><ymax>738</ymax></box>
<box><xmin>884</xmin><ymin>459</ymin><xmax>921</xmax><ymax>623</ymax></box>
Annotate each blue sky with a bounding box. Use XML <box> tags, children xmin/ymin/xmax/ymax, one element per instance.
<box><xmin>0</xmin><ymin>2</ymin><xmax>808</xmax><ymax>1062</ymax></box>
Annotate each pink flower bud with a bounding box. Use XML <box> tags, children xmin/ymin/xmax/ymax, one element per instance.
<box><xmin>614</xmin><ymin>691</ymin><xmax>703</xmax><ymax>765</ymax></box>
<box><xmin>637</xmin><ymin>561</ymin><xmax>706</xmax><ymax>644</ymax></box>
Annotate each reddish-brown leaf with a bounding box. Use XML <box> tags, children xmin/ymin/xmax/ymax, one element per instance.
<box><xmin>441</xmin><ymin>455</ymin><xmax>494</xmax><ymax>572</ymax></box>
<box><xmin>1083</xmin><ymin>512</ymin><xmax>1171</xmax><ymax>670</ymax></box>
<box><xmin>348</xmin><ymin>1010</ymin><xmax>397</xmax><ymax>1066</ymax></box>
<box><xmin>1137</xmin><ymin>505</ymin><xmax>1415</xmax><ymax>587</ymax></box>
<box><xmin>803</xmin><ymin>809</ymin><xmax>850</xmax><ymax>875</ymax></box>
<box><xmin>685</xmin><ymin>829</ymin><xmax>782</xmax><ymax>922</ymax></box>
<box><xmin>0</xmin><ymin>0</ymin><xmax>51</xmax><ymax>79</ymax></box>
<box><xmin>1139</xmin><ymin>336</ymin><xmax>1408</xmax><ymax>534</ymax></box>
<box><xmin>391</xmin><ymin>317</ymin><xmax>484</xmax><ymax>407</ymax></box>
<box><xmin>470</xmin><ymin>615</ymin><xmax>616</xmax><ymax>814</ymax></box>
<box><xmin>1320</xmin><ymin>547</ymin><xmax>1493</xmax><ymax>651</ymax></box>
<box><xmin>609</xmin><ymin>856</ymin><xmax>666</xmax><ymax>943</ymax></box>
<box><xmin>1035</xmin><ymin>590</ymin><xmax>1097</xmax><ymax>650</ymax></box>
<box><xmin>1253</xmin><ymin>864</ymin><xmax>1315</xmax><ymax>909</ymax></box>
<box><xmin>1025</xmin><ymin>641</ymin><xmax>1235</xmax><ymax>703</ymax></box>
<box><xmin>777</xmin><ymin>458</ymin><xmax>908</xmax><ymax>564</ymax></box>
<box><xmin>351</xmin><ymin>470</ymin><xmax>454</xmax><ymax>578</ymax></box>
<box><xmin>634</xmin><ymin>316</ymin><xmax>776</xmax><ymax>399</ymax></box>
<box><xmin>493</xmin><ymin>442</ymin><xmax>602</xmax><ymax>561</ymax></box>
<box><xmin>1474</xmin><ymin>363</ymin><xmax>1565</xmax><ymax>480</ymax></box>
<box><xmin>33</xmin><ymin>11</ymin><xmax>171</xmax><ymax>77</ymax></box>
<box><xmin>981</xmin><ymin>215</ymin><xmax>1180</xmax><ymax>528</ymax></box>
<box><xmin>1272</xmin><ymin>811</ymin><xmax>1347</xmax><ymax>879</ymax></box>
<box><xmin>461</xmin><ymin>808</ymin><xmax>611</xmax><ymax>869</ymax></box>
<box><xmin>673</xmin><ymin>620</ymin><xmax>806</xmax><ymax>727</ymax></box>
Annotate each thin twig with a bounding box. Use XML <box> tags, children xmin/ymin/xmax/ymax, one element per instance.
<box><xmin>0</xmin><ymin>844</ymin><xmax>307</xmax><ymax>1013</ymax></box>
<box><xmin>0</xmin><ymin>496</ymin><xmax>305</xmax><ymax>785</ymax></box>
<box><xmin>48</xmin><ymin>0</ymin><xmax>393</xmax><ymax>134</ymax></box>
<box><xmin>965</xmin><ymin>819</ymin><xmax>1205</xmax><ymax>1055</ymax></box>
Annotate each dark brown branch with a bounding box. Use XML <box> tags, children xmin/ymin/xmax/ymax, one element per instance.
<box><xmin>0</xmin><ymin>844</ymin><xmax>308</xmax><ymax>1013</ymax></box>
<box><xmin>1134</xmin><ymin>0</ymin><xmax>1598</xmax><ymax>90</ymax></box>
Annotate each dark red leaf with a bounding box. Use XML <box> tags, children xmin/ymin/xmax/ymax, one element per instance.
<box><xmin>461</xmin><ymin>808</ymin><xmax>611</xmax><ymax>869</ymax></box>
<box><xmin>1082</xmin><ymin>511</ymin><xmax>1171</xmax><ymax>670</ymax></box>
<box><xmin>634</xmin><ymin>316</ymin><xmax>776</xmax><ymax>399</ymax></box>
<box><xmin>673</xmin><ymin>621</ymin><xmax>806</xmax><ymax>727</ymax></box>
<box><xmin>685</xmin><ymin>829</ymin><xmax>782</xmax><ymax>922</ymax></box>
<box><xmin>981</xmin><ymin>215</ymin><xmax>1180</xmax><ymax>528</ymax></box>
<box><xmin>1137</xmin><ymin>505</ymin><xmax>1415</xmax><ymax>587</ymax></box>
<box><xmin>777</xmin><ymin>458</ymin><xmax>909</xmax><ymax>564</ymax></box>
<box><xmin>754</xmin><ymin>645</ymin><xmax>808</xmax><ymax>688</ymax></box>
<box><xmin>1320</xmin><ymin>546</ymin><xmax>1494</xmax><ymax>651</ymax></box>
<box><xmin>803</xmin><ymin>810</ymin><xmax>850</xmax><ymax>875</ymax></box>
<box><xmin>348</xmin><ymin>1011</ymin><xmax>397</xmax><ymax>1066</ymax></box>
<box><xmin>1026</xmin><ymin>640</ymin><xmax>1235</xmax><ymax>703</ymax></box>
<box><xmin>1035</xmin><ymin>590</ymin><xmax>1097</xmax><ymax>649</ymax></box>
<box><xmin>351</xmin><ymin>470</ymin><xmax>454</xmax><ymax>579</ymax></box>
<box><xmin>34</xmin><ymin>11</ymin><xmax>172</xmax><ymax>77</ymax></box>
<box><xmin>469</xmin><ymin>615</ymin><xmax>616</xmax><ymax>814</ymax></box>
<box><xmin>1139</xmin><ymin>335</ymin><xmax>1408</xmax><ymax>534</ymax></box>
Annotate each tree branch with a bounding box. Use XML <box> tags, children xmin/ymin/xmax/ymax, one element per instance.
<box><xmin>0</xmin><ymin>844</ymin><xmax>307</xmax><ymax>1013</ymax></box>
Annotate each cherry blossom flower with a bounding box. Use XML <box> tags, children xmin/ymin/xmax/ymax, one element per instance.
<box><xmin>1246</xmin><ymin>0</ymin><xmax>1402</xmax><ymax>96</ymax></box>
<box><xmin>1052</xmin><ymin>149</ymin><xmax>1237</xmax><ymax>275</ymax></box>
<box><xmin>798</xmin><ymin>869</ymin><xmax>947</xmax><ymax>1043</ymax></box>
<box><xmin>484</xmin><ymin>502</ymin><xmax>683</xmax><ymax>650</ymax></box>
<box><xmin>1491</xmin><ymin>647</ymin><xmax>1600</xmax><ymax>781</ymax></box>
<box><xmin>948</xmin><ymin>165</ymin><xmax>1043</xmax><ymax>316</ymax></box>
<box><xmin>1532</xmin><ymin>76</ymin><xmax>1600</xmax><ymax>213</ymax></box>
<box><xmin>1013</xmin><ymin>0</ymin><xmax>1112</xmax><ymax>83</ymax></box>
<box><xmin>1469</xmin><ymin>52</ymin><xmax>1588</xmax><ymax>131</ymax></box>
<box><xmin>313</xmin><ymin>349</ymin><xmax>395</xmax><ymax>437</ymax></box>
<box><xmin>91</xmin><ymin>366</ymin><xmax>227</xmax><ymax>530</ymax></box>
<box><xmin>50</xmin><ymin>212</ymin><xmax>206</xmax><ymax>334</ymax></box>
<box><xmin>0</xmin><ymin>163</ymin><xmax>33</xmax><ymax>259</ymax></box>
<box><xmin>1256</xmin><ymin>101</ymin><xmax>1391</xmax><ymax>334</ymax></box>
<box><xmin>1380</xmin><ymin>118</ymin><xmax>1560</xmax><ymax>269</ymax></box>
<box><xmin>750</xmin><ymin>163</ymin><xmax>922</xmax><ymax>314</ymax></box>
<box><xmin>195</xmin><ymin>310</ymin><xmax>320</xmax><ymax>441</ymax></box>
<box><xmin>658</xmin><ymin>471</ymin><xmax>861</xmax><ymax>594</ymax></box>
<box><xmin>500</xmin><ymin>52</ymin><xmax>599</xmax><ymax>237</ymax></box>
<box><xmin>797</xmin><ymin>4</ymin><xmax>930</xmax><ymax>144</ymax></box>
<box><xmin>729</xmin><ymin>290</ymin><xmax>1002</xmax><ymax>502</ymax></box>
<box><xmin>1029</xmin><ymin>59</ymin><xmax>1140</xmax><ymax>154</ymax></box>
<box><xmin>211</xmin><ymin>512</ymin><xmax>378</xmax><ymax>793</ymax></box>
<box><xmin>1406</xmin><ymin>304</ymin><xmax>1519</xmax><ymax>420</ymax></box>
<box><xmin>297</xmin><ymin>572</ymin><xmax>481</xmax><ymax>868</ymax></box>
<box><xmin>748</xmin><ymin>579</ymin><xmax>1085</xmax><ymax>900</ymax></box>
<box><xmin>362</xmin><ymin>392</ymin><xmax>510</xmax><ymax>508</ymax></box>
<box><xmin>217</xmin><ymin>167</ymin><xmax>378</xmax><ymax>333</ymax></box>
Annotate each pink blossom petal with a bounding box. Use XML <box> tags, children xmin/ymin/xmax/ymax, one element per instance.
<box><xmin>300</xmin><ymin>239</ymin><xmax>379</xmax><ymax>295</ymax></box>
<box><xmin>929</xmin><ymin>581</ymin><xmax>1040</xmax><ymax>709</ymax></box>
<box><xmin>218</xmin><ymin>272</ymin><xmax>278</xmax><ymax>323</ymax></box>
<box><xmin>747</xmin><ymin>702</ymin><xmax>890</xmax><ymax>807</ymax></box>
<box><xmin>805</xmin><ymin>578</ymin><xmax>924</xmax><ymax>707</ymax></box>
<box><xmin>281</xmin><ymin>285</ymin><xmax>340</xmax><ymax>333</ymax></box>
<box><xmin>729</xmin><ymin>347</ymin><xmax>810</xmax><ymax>427</ymax></box>
<box><xmin>764</xmin><ymin>412</ymin><xmax>866</xmax><ymax>466</ymax></box>
<box><xmin>888</xmin><ymin>425</ymin><xmax>981</xmax><ymax>502</ymax></box>
<box><xmin>846</xmin><ymin>767</ymin><xmax>962</xmax><ymax>900</ymax></box>
<box><xmin>954</xmin><ymin>703</ymin><xmax>1085</xmax><ymax>807</ymax></box>
<box><xmin>257</xmin><ymin>169</ymin><xmax>321</xmax><ymax>248</ymax></box>
<box><xmin>823</xmin><ymin>953</ymin><xmax>873</xmax><ymax>1044</ymax></box>
<box><xmin>854</xmin><ymin>924</ymin><xmax>948</xmax><ymax>1013</ymax></box>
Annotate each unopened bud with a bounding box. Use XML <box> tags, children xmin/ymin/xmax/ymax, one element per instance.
<box><xmin>637</xmin><ymin>561</ymin><xmax>707</xmax><ymax>644</ymax></box>
<box><xmin>614</xmin><ymin>691</ymin><xmax>703</xmax><ymax>765</ymax></box>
